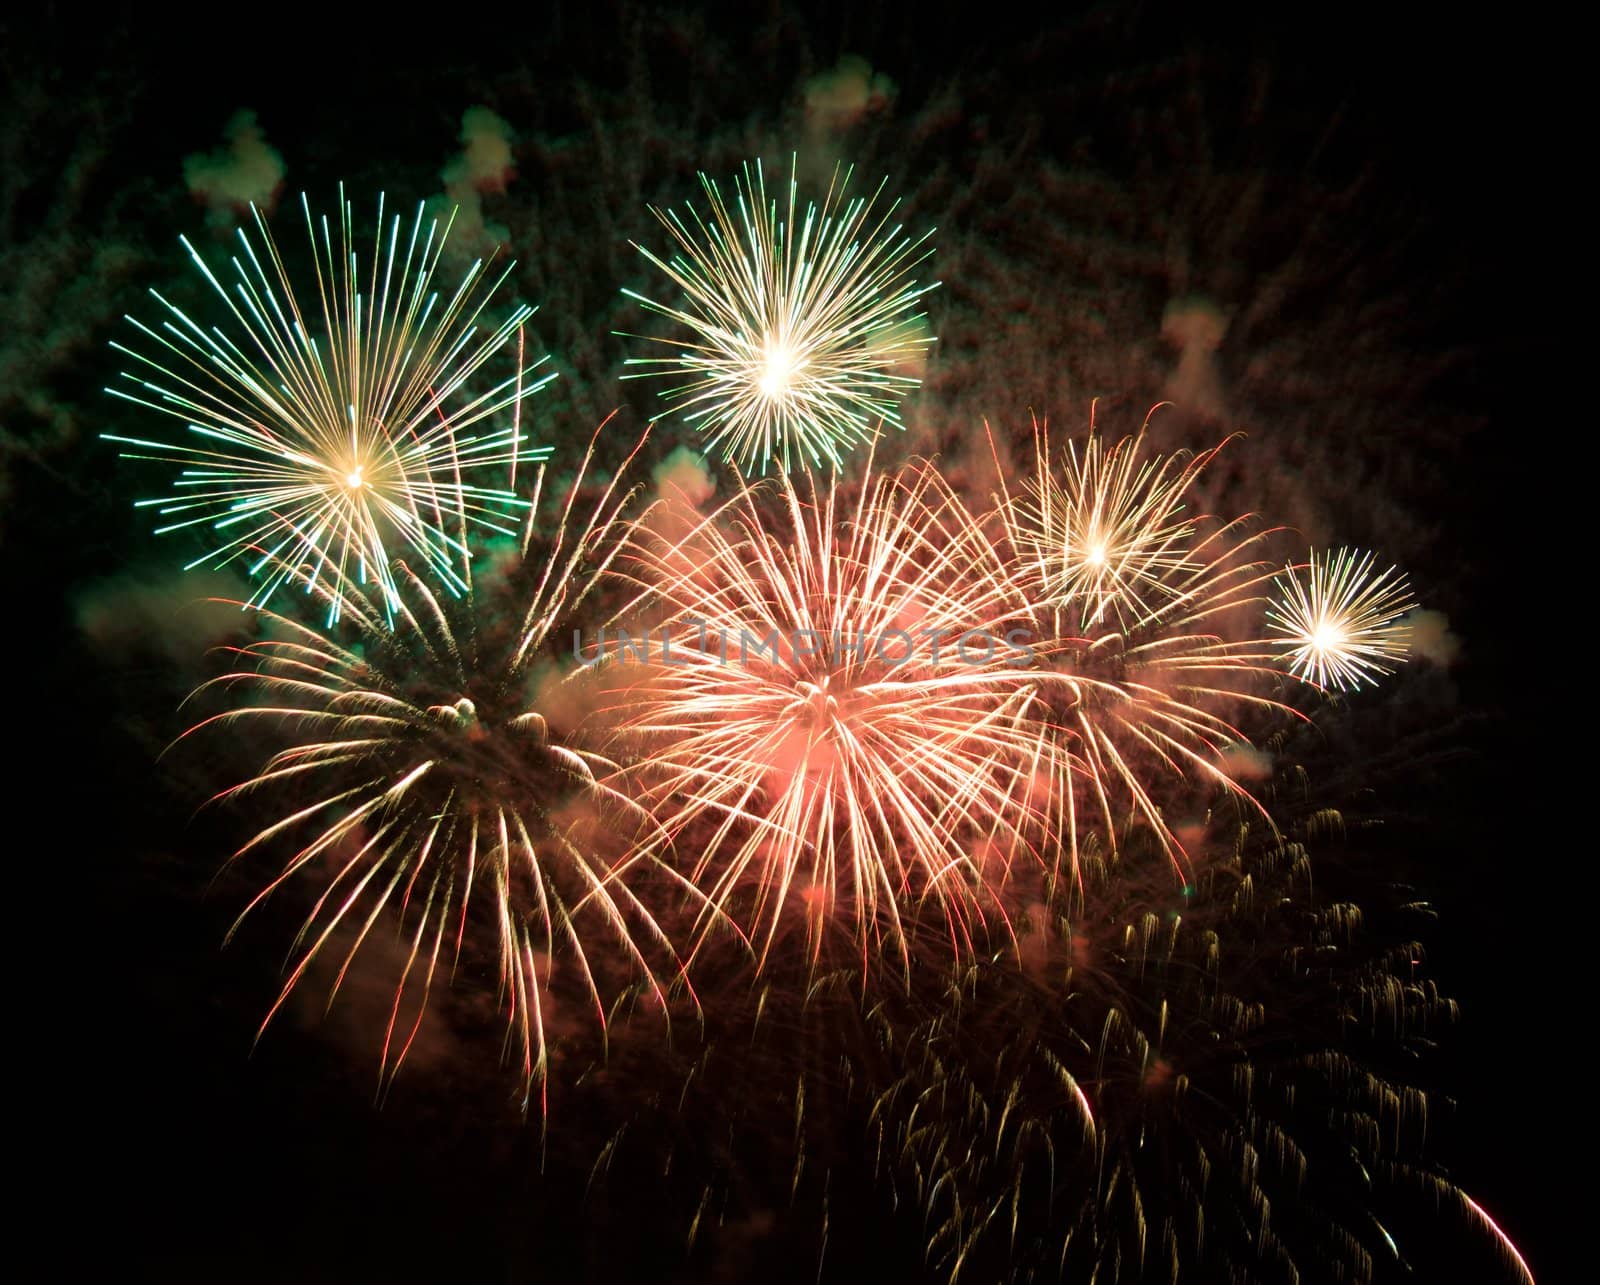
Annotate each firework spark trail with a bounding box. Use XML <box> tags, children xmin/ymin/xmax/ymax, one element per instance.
<box><xmin>1268</xmin><ymin>547</ymin><xmax>1417</xmax><ymax>691</ymax></box>
<box><xmin>178</xmin><ymin>426</ymin><xmax>691</xmax><ymax>1111</ymax></box>
<box><xmin>715</xmin><ymin>818</ymin><xmax>1529</xmax><ymax>1284</ymax></box>
<box><xmin>606</xmin><ymin>454</ymin><xmax>1043</xmax><ymax>971</ymax></box>
<box><xmin>974</xmin><ymin>415</ymin><xmax>1303</xmax><ymax>880</ymax></box>
<box><xmin>106</xmin><ymin>184</ymin><xmax>555</xmax><ymax>622</ymax></box>
<box><xmin>854</xmin><ymin>834</ymin><xmax>1450</xmax><ymax>1283</ymax></box>
<box><xmin>557</xmin><ymin>810</ymin><xmax>1534</xmax><ymax>1283</ymax></box>
<box><xmin>621</xmin><ymin>157</ymin><xmax>938</xmax><ymax>474</ymax></box>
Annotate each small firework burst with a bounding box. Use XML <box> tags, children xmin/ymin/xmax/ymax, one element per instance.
<box><xmin>184</xmin><ymin>431</ymin><xmax>684</xmax><ymax>1110</ymax></box>
<box><xmin>106</xmin><ymin>185</ymin><xmax>554</xmax><ymax>622</ymax></box>
<box><xmin>607</xmin><ymin>457</ymin><xmax>1037</xmax><ymax>968</ymax></box>
<box><xmin>1269</xmin><ymin>547</ymin><xmax>1416</xmax><ymax>691</ymax></box>
<box><xmin>621</xmin><ymin>158</ymin><xmax>938</xmax><ymax>474</ymax></box>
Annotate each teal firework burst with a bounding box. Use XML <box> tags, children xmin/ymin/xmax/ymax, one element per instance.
<box><xmin>105</xmin><ymin>185</ymin><xmax>555</xmax><ymax>622</ymax></box>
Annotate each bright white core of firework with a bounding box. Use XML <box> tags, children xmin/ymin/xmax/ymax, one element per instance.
<box><xmin>758</xmin><ymin>342</ymin><xmax>798</xmax><ymax>400</ymax></box>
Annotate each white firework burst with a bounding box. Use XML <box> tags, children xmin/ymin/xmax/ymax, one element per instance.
<box><xmin>1268</xmin><ymin>547</ymin><xmax>1416</xmax><ymax>690</ymax></box>
<box><xmin>621</xmin><ymin>157</ymin><xmax>938</xmax><ymax>474</ymax></box>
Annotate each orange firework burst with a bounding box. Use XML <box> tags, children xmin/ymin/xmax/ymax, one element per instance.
<box><xmin>980</xmin><ymin>414</ymin><xmax>1296</xmax><ymax>877</ymax></box>
<box><xmin>605</xmin><ymin>456</ymin><xmax>1040</xmax><ymax>969</ymax></box>
<box><xmin>182</xmin><ymin>429</ymin><xmax>690</xmax><ymax>1110</ymax></box>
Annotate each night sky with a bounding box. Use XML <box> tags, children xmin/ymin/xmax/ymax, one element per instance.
<box><xmin>5</xmin><ymin>4</ymin><xmax>1555</xmax><ymax>1281</ymax></box>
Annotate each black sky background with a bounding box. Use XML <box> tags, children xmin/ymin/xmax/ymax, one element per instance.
<box><xmin>4</xmin><ymin>3</ymin><xmax>1559</xmax><ymax>1280</ymax></box>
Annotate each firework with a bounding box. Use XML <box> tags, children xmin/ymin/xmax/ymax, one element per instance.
<box><xmin>1007</xmin><ymin>419</ymin><xmax>1209</xmax><ymax>629</ymax></box>
<box><xmin>621</xmin><ymin>158</ymin><xmax>938</xmax><ymax>474</ymax></box>
<box><xmin>182</xmin><ymin>430</ymin><xmax>684</xmax><ymax>1110</ymax></box>
<box><xmin>983</xmin><ymin>417</ymin><xmax>1296</xmax><ymax>875</ymax></box>
<box><xmin>846</xmin><ymin>823</ymin><xmax>1533</xmax><ymax>1284</ymax></box>
<box><xmin>607</xmin><ymin>457</ymin><xmax>1038</xmax><ymax>969</ymax></box>
<box><xmin>106</xmin><ymin>185</ymin><xmax>554</xmax><ymax>622</ymax></box>
<box><xmin>1269</xmin><ymin>547</ymin><xmax>1416</xmax><ymax>691</ymax></box>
